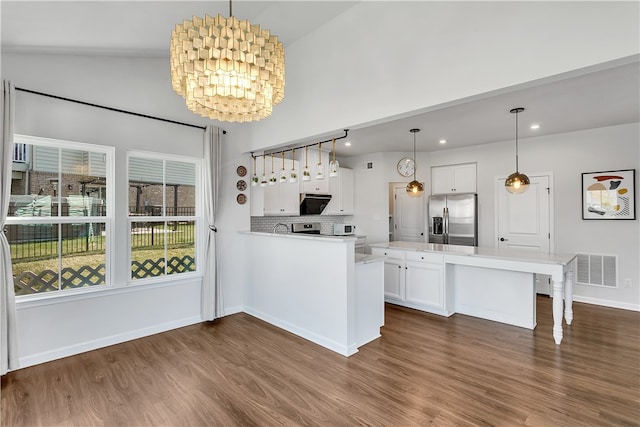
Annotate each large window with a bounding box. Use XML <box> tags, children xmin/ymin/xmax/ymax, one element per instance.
<box><xmin>128</xmin><ymin>154</ymin><xmax>198</xmax><ymax>281</ymax></box>
<box><xmin>7</xmin><ymin>135</ymin><xmax>113</xmax><ymax>296</ymax></box>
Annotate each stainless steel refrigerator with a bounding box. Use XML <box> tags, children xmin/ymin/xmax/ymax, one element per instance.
<box><xmin>427</xmin><ymin>193</ymin><xmax>478</xmax><ymax>246</ymax></box>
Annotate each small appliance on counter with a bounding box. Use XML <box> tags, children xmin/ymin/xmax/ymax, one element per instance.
<box><xmin>333</xmin><ymin>223</ymin><xmax>356</xmax><ymax>236</ymax></box>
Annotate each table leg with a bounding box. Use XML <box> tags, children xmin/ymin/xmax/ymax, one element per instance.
<box><xmin>564</xmin><ymin>270</ymin><xmax>574</xmax><ymax>325</ymax></box>
<box><xmin>552</xmin><ymin>279</ymin><xmax>564</xmax><ymax>344</ymax></box>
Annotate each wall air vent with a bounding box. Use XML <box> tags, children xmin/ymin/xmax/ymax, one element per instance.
<box><xmin>576</xmin><ymin>253</ymin><xmax>617</xmax><ymax>287</ymax></box>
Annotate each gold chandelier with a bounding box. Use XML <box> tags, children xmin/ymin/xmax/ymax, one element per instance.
<box><xmin>170</xmin><ymin>1</ymin><xmax>285</xmax><ymax>123</ymax></box>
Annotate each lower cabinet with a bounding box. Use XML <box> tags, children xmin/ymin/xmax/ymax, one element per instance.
<box><xmin>371</xmin><ymin>247</ymin><xmax>448</xmax><ymax>316</ymax></box>
<box><xmin>405</xmin><ymin>252</ymin><xmax>444</xmax><ymax>309</ymax></box>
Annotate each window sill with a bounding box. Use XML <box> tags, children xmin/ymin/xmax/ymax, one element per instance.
<box><xmin>15</xmin><ymin>273</ymin><xmax>204</xmax><ymax>309</ymax></box>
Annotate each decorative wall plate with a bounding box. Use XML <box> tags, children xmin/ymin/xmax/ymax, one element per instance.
<box><xmin>236</xmin><ymin>165</ymin><xmax>247</xmax><ymax>177</ymax></box>
<box><xmin>236</xmin><ymin>179</ymin><xmax>247</xmax><ymax>191</ymax></box>
<box><xmin>236</xmin><ymin>193</ymin><xmax>247</xmax><ymax>205</ymax></box>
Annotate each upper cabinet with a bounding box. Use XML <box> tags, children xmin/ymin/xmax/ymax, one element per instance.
<box><xmin>431</xmin><ymin>163</ymin><xmax>476</xmax><ymax>194</ymax></box>
<box><xmin>323</xmin><ymin>167</ymin><xmax>354</xmax><ymax>216</ymax></box>
<box><xmin>251</xmin><ymin>158</ymin><xmax>300</xmax><ymax>216</ymax></box>
<box><xmin>299</xmin><ymin>149</ymin><xmax>330</xmax><ymax>194</ymax></box>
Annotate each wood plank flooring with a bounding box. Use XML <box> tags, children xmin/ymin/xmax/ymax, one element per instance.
<box><xmin>2</xmin><ymin>296</ymin><xmax>639</xmax><ymax>426</ymax></box>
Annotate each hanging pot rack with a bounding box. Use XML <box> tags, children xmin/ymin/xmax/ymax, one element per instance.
<box><xmin>250</xmin><ymin>129</ymin><xmax>349</xmax><ymax>161</ymax></box>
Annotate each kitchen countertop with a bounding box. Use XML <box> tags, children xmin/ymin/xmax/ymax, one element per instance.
<box><xmin>240</xmin><ymin>230</ymin><xmax>357</xmax><ymax>242</ymax></box>
<box><xmin>369</xmin><ymin>241</ymin><xmax>576</xmax><ymax>266</ymax></box>
<box><xmin>355</xmin><ymin>253</ymin><xmax>385</xmax><ymax>264</ymax></box>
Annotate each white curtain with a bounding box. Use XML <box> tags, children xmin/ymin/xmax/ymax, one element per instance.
<box><xmin>202</xmin><ymin>125</ymin><xmax>222</xmax><ymax>320</ymax></box>
<box><xmin>1</xmin><ymin>81</ymin><xmax>19</xmax><ymax>374</ymax></box>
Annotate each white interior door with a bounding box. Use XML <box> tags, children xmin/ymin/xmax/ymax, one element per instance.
<box><xmin>496</xmin><ymin>174</ymin><xmax>552</xmax><ymax>294</ymax></box>
<box><xmin>393</xmin><ymin>186</ymin><xmax>425</xmax><ymax>242</ymax></box>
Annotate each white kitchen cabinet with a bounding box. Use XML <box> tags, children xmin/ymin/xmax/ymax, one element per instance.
<box><xmin>299</xmin><ymin>149</ymin><xmax>330</xmax><ymax>194</ymax></box>
<box><xmin>405</xmin><ymin>252</ymin><xmax>444</xmax><ymax>309</ymax></box>
<box><xmin>431</xmin><ymin>163</ymin><xmax>476</xmax><ymax>194</ymax></box>
<box><xmin>371</xmin><ymin>248</ymin><xmax>405</xmax><ymax>301</ymax></box>
<box><xmin>251</xmin><ymin>159</ymin><xmax>300</xmax><ymax>216</ymax></box>
<box><xmin>371</xmin><ymin>247</ymin><xmax>447</xmax><ymax>316</ymax></box>
<box><xmin>264</xmin><ymin>180</ymin><xmax>299</xmax><ymax>215</ymax></box>
<box><xmin>323</xmin><ymin>167</ymin><xmax>354</xmax><ymax>215</ymax></box>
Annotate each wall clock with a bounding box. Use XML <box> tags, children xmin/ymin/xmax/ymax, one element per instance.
<box><xmin>397</xmin><ymin>157</ymin><xmax>415</xmax><ymax>177</ymax></box>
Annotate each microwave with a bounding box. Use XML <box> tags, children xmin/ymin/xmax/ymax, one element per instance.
<box><xmin>334</xmin><ymin>223</ymin><xmax>356</xmax><ymax>236</ymax></box>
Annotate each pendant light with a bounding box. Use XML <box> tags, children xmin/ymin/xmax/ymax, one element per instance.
<box><xmin>290</xmin><ymin>148</ymin><xmax>298</xmax><ymax>183</ymax></box>
<box><xmin>260</xmin><ymin>155</ymin><xmax>267</xmax><ymax>187</ymax></box>
<box><xmin>316</xmin><ymin>142</ymin><xmax>325</xmax><ymax>180</ymax></box>
<box><xmin>269</xmin><ymin>154</ymin><xmax>276</xmax><ymax>185</ymax></box>
<box><xmin>279</xmin><ymin>152</ymin><xmax>287</xmax><ymax>182</ymax></box>
<box><xmin>505</xmin><ymin>107</ymin><xmax>530</xmax><ymax>194</ymax></box>
<box><xmin>302</xmin><ymin>146</ymin><xmax>311</xmax><ymax>181</ymax></box>
<box><xmin>329</xmin><ymin>138</ymin><xmax>339</xmax><ymax>177</ymax></box>
<box><xmin>406</xmin><ymin>128</ymin><xmax>424</xmax><ymax>198</ymax></box>
<box><xmin>251</xmin><ymin>155</ymin><xmax>258</xmax><ymax>186</ymax></box>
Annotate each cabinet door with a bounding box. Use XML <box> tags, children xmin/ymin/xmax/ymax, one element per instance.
<box><xmin>431</xmin><ymin>163</ymin><xmax>476</xmax><ymax>194</ymax></box>
<box><xmin>383</xmin><ymin>258</ymin><xmax>404</xmax><ymax>300</ymax></box>
<box><xmin>323</xmin><ymin>167</ymin><xmax>353</xmax><ymax>215</ymax></box>
<box><xmin>339</xmin><ymin>168</ymin><xmax>354</xmax><ymax>214</ymax></box>
<box><xmin>300</xmin><ymin>150</ymin><xmax>330</xmax><ymax>194</ymax></box>
<box><xmin>250</xmin><ymin>184</ymin><xmax>265</xmax><ymax>216</ymax></box>
<box><xmin>431</xmin><ymin>166</ymin><xmax>453</xmax><ymax>195</ymax></box>
<box><xmin>280</xmin><ymin>180</ymin><xmax>300</xmax><ymax>215</ymax></box>
<box><xmin>405</xmin><ymin>260</ymin><xmax>443</xmax><ymax>308</ymax></box>
<box><xmin>452</xmin><ymin>163</ymin><xmax>476</xmax><ymax>193</ymax></box>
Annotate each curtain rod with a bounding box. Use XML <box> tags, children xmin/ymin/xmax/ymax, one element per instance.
<box><xmin>15</xmin><ymin>87</ymin><xmax>216</xmax><ymax>132</ymax></box>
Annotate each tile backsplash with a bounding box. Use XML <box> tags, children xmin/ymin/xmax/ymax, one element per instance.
<box><xmin>250</xmin><ymin>216</ymin><xmax>349</xmax><ymax>235</ymax></box>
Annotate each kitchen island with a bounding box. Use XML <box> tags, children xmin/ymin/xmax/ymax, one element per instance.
<box><xmin>240</xmin><ymin>231</ymin><xmax>384</xmax><ymax>356</ymax></box>
<box><xmin>370</xmin><ymin>242</ymin><xmax>576</xmax><ymax>344</ymax></box>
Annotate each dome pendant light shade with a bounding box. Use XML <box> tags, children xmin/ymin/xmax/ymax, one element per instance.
<box><xmin>170</xmin><ymin>0</ymin><xmax>285</xmax><ymax>123</ymax></box>
<box><xmin>505</xmin><ymin>107</ymin><xmax>530</xmax><ymax>195</ymax></box>
<box><xmin>406</xmin><ymin>128</ymin><xmax>424</xmax><ymax>198</ymax></box>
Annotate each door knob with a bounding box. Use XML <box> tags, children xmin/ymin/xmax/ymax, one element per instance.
<box><xmin>500</xmin><ymin>237</ymin><xmax>508</xmax><ymax>241</ymax></box>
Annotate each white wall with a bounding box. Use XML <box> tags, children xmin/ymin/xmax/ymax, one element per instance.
<box><xmin>2</xmin><ymin>53</ymin><xmax>251</xmax><ymax>368</ymax></box>
<box><xmin>248</xmin><ymin>1</ymin><xmax>639</xmax><ymax>150</ymax></box>
<box><xmin>346</xmin><ymin>123</ymin><xmax>640</xmax><ymax>310</ymax></box>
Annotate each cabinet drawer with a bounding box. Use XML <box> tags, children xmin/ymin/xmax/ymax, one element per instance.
<box><xmin>406</xmin><ymin>251</ymin><xmax>443</xmax><ymax>264</ymax></box>
<box><xmin>371</xmin><ymin>248</ymin><xmax>405</xmax><ymax>260</ymax></box>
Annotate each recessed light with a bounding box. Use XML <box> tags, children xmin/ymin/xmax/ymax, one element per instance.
<box><xmin>344</xmin><ymin>141</ymin><xmax>351</xmax><ymax>147</ymax></box>
<box><xmin>439</xmin><ymin>139</ymin><xmax>447</xmax><ymax>144</ymax></box>
<box><xmin>530</xmin><ymin>124</ymin><xmax>540</xmax><ymax>130</ymax></box>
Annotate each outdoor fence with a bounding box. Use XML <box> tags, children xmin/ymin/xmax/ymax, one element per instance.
<box><xmin>14</xmin><ymin>255</ymin><xmax>196</xmax><ymax>295</ymax></box>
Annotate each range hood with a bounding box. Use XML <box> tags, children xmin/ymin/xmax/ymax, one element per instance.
<box><xmin>299</xmin><ymin>193</ymin><xmax>332</xmax><ymax>215</ymax></box>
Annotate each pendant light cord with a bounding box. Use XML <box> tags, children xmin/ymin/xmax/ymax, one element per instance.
<box><xmin>413</xmin><ymin>132</ymin><xmax>417</xmax><ymax>181</ymax></box>
<box><xmin>229</xmin><ymin>0</ymin><xmax>232</xmax><ymax>16</ymax></box>
<box><xmin>515</xmin><ymin>110</ymin><xmax>519</xmax><ymax>173</ymax></box>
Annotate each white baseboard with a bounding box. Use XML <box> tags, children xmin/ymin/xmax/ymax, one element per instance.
<box><xmin>243</xmin><ymin>307</ymin><xmax>356</xmax><ymax>357</ymax></box>
<box><xmin>17</xmin><ymin>315</ymin><xmax>202</xmax><ymax>370</ymax></box>
<box><xmin>573</xmin><ymin>295</ymin><xmax>640</xmax><ymax>312</ymax></box>
<box><xmin>220</xmin><ymin>305</ymin><xmax>244</xmax><ymax>317</ymax></box>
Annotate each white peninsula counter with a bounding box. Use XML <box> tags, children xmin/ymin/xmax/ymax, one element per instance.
<box><xmin>370</xmin><ymin>242</ymin><xmax>576</xmax><ymax>344</ymax></box>
<box><xmin>240</xmin><ymin>231</ymin><xmax>384</xmax><ymax>357</ymax></box>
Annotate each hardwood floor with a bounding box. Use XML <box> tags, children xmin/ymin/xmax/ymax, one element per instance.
<box><xmin>2</xmin><ymin>296</ymin><xmax>639</xmax><ymax>426</ymax></box>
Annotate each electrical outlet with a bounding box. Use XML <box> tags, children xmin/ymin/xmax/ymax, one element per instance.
<box><xmin>624</xmin><ymin>278</ymin><xmax>632</xmax><ymax>288</ymax></box>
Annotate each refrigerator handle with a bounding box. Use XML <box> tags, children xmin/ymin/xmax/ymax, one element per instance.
<box><xmin>443</xmin><ymin>207</ymin><xmax>449</xmax><ymax>244</ymax></box>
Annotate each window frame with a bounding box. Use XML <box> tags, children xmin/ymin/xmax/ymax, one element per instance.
<box><xmin>8</xmin><ymin>134</ymin><xmax>115</xmax><ymax>300</ymax></box>
<box><xmin>126</xmin><ymin>150</ymin><xmax>202</xmax><ymax>285</ymax></box>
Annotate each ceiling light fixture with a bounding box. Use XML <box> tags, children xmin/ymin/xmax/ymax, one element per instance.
<box><xmin>530</xmin><ymin>123</ymin><xmax>540</xmax><ymax>130</ymax></box>
<box><xmin>406</xmin><ymin>128</ymin><xmax>424</xmax><ymax>198</ymax></box>
<box><xmin>439</xmin><ymin>139</ymin><xmax>447</xmax><ymax>144</ymax></box>
<box><xmin>505</xmin><ymin>107</ymin><xmax>530</xmax><ymax>194</ymax></box>
<box><xmin>170</xmin><ymin>0</ymin><xmax>285</xmax><ymax>122</ymax></box>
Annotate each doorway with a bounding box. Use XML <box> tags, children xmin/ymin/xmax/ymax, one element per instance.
<box><xmin>391</xmin><ymin>184</ymin><xmax>425</xmax><ymax>242</ymax></box>
<box><xmin>495</xmin><ymin>173</ymin><xmax>554</xmax><ymax>294</ymax></box>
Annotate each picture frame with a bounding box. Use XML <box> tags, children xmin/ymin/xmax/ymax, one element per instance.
<box><xmin>582</xmin><ymin>169</ymin><xmax>635</xmax><ymax>220</ymax></box>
